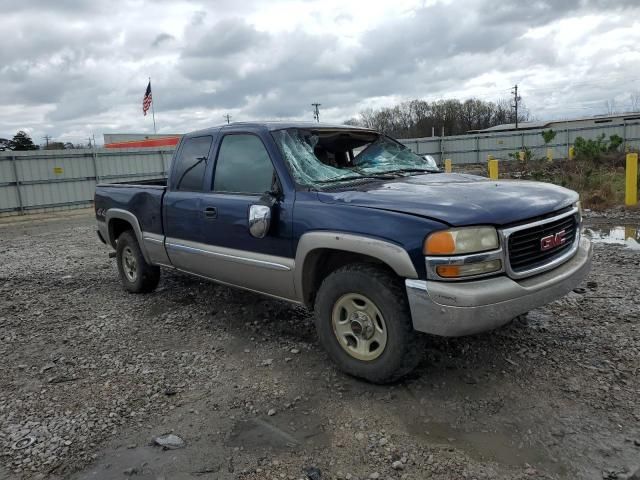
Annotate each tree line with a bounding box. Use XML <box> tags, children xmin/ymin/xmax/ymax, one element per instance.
<box><xmin>0</xmin><ymin>131</ymin><xmax>88</xmax><ymax>151</ymax></box>
<box><xmin>344</xmin><ymin>98</ymin><xmax>530</xmax><ymax>138</ymax></box>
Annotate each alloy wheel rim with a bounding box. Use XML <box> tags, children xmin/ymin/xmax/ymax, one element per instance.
<box><xmin>331</xmin><ymin>293</ymin><xmax>388</xmax><ymax>361</ymax></box>
<box><xmin>122</xmin><ymin>246</ymin><xmax>138</xmax><ymax>282</ymax></box>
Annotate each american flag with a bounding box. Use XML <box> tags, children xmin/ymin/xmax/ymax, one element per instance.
<box><xmin>142</xmin><ymin>81</ymin><xmax>152</xmax><ymax>116</ymax></box>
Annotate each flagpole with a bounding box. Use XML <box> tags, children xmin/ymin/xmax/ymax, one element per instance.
<box><xmin>149</xmin><ymin>76</ymin><xmax>157</xmax><ymax>134</ymax></box>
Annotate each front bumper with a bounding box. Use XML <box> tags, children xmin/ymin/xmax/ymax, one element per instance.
<box><xmin>406</xmin><ymin>236</ymin><xmax>593</xmax><ymax>337</ymax></box>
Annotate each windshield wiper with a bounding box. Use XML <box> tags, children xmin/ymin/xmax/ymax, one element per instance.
<box><xmin>316</xmin><ymin>174</ymin><xmax>397</xmax><ymax>184</ymax></box>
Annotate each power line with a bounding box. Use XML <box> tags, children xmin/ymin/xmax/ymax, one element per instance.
<box><xmin>311</xmin><ymin>103</ymin><xmax>321</xmax><ymax>123</ymax></box>
<box><xmin>223</xmin><ymin>114</ymin><xmax>232</xmax><ymax>124</ymax></box>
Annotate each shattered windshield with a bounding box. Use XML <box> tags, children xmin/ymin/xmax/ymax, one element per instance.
<box><xmin>272</xmin><ymin>128</ymin><xmax>439</xmax><ymax>187</ymax></box>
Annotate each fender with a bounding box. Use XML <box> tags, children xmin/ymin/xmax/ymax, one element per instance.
<box><xmin>294</xmin><ymin>231</ymin><xmax>418</xmax><ymax>303</ymax></box>
<box><xmin>105</xmin><ymin>208</ymin><xmax>152</xmax><ymax>263</ymax></box>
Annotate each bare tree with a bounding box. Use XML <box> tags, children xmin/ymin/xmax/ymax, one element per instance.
<box><xmin>345</xmin><ymin>97</ymin><xmax>531</xmax><ymax>138</ymax></box>
<box><xmin>629</xmin><ymin>92</ymin><xmax>640</xmax><ymax>112</ymax></box>
<box><xmin>604</xmin><ymin>99</ymin><xmax>617</xmax><ymax>115</ymax></box>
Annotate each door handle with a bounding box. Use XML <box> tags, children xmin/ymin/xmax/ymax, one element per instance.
<box><xmin>203</xmin><ymin>206</ymin><xmax>217</xmax><ymax>219</ymax></box>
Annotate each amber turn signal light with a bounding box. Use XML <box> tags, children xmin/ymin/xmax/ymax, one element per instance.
<box><xmin>424</xmin><ymin>231</ymin><xmax>455</xmax><ymax>255</ymax></box>
<box><xmin>435</xmin><ymin>265</ymin><xmax>460</xmax><ymax>277</ymax></box>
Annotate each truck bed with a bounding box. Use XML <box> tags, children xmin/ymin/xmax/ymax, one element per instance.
<box><xmin>95</xmin><ymin>181</ymin><xmax>167</xmax><ymax>236</ymax></box>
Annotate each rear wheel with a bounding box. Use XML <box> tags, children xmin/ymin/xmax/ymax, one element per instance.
<box><xmin>314</xmin><ymin>263</ymin><xmax>423</xmax><ymax>383</ymax></box>
<box><xmin>116</xmin><ymin>230</ymin><xmax>160</xmax><ymax>293</ymax></box>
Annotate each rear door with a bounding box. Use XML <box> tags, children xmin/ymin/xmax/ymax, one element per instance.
<box><xmin>163</xmin><ymin>134</ymin><xmax>215</xmax><ymax>273</ymax></box>
<box><xmin>195</xmin><ymin>130</ymin><xmax>296</xmax><ymax>300</ymax></box>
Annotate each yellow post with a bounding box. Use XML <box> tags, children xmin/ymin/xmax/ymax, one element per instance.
<box><xmin>444</xmin><ymin>158</ymin><xmax>452</xmax><ymax>173</ymax></box>
<box><xmin>546</xmin><ymin>148</ymin><xmax>553</xmax><ymax>163</ymax></box>
<box><xmin>518</xmin><ymin>150</ymin><xmax>525</xmax><ymax>162</ymax></box>
<box><xmin>568</xmin><ymin>146</ymin><xmax>575</xmax><ymax>160</ymax></box>
<box><xmin>626</xmin><ymin>152</ymin><xmax>638</xmax><ymax>206</ymax></box>
<box><xmin>488</xmin><ymin>159</ymin><xmax>498</xmax><ymax>180</ymax></box>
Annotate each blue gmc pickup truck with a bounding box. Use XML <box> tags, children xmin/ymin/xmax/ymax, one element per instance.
<box><xmin>95</xmin><ymin>122</ymin><xmax>592</xmax><ymax>383</ymax></box>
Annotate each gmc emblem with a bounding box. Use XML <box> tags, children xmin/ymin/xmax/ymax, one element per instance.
<box><xmin>540</xmin><ymin>229</ymin><xmax>567</xmax><ymax>251</ymax></box>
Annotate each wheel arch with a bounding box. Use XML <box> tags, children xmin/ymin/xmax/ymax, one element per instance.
<box><xmin>105</xmin><ymin>208</ymin><xmax>151</xmax><ymax>263</ymax></box>
<box><xmin>294</xmin><ymin>232</ymin><xmax>418</xmax><ymax>308</ymax></box>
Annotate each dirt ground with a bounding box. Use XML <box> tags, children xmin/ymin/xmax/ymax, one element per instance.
<box><xmin>0</xmin><ymin>208</ymin><xmax>639</xmax><ymax>480</ymax></box>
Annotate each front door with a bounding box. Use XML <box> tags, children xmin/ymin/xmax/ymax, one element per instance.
<box><xmin>196</xmin><ymin>132</ymin><xmax>295</xmax><ymax>300</ymax></box>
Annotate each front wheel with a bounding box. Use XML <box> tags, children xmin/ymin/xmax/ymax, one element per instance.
<box><xmin>116</xmin><ymin>230</ymin><xmax>160</xmax><ymax>293</ymax></box>
<box><xmin>314</xmin><ymin>264</ymin><xmax>423</xmax><ymax>383</ymax></box>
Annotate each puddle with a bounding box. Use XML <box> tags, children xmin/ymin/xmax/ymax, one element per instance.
<box><xmin>406</xmin><ymin>419</ymin><xmax>567</xmax><ymax>476</ymax></box>
<box><xmin>584</xmin><ymin>225</ymin><xmax>640</xmax><ymax>250</ymax></box>
<box><xmin>227</xmin><ymin>415</ymin><xmax>329</xmax><ymax>450</ymax></box>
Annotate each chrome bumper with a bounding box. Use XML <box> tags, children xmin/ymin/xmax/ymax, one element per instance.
<box><xmin>406</xmin><ymin>237</ymin><xmax>593</xmax><ymax>337</ymax></box>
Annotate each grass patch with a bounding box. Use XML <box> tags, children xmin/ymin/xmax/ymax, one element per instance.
<box><xmin>501</xmin><ymin>152</ymin><xmax>636</xmax><ymax>210</ymax></box>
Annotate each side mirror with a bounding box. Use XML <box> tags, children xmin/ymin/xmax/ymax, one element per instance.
<box><xmin>248</xmin><ymin>204</ymin><xmax>271</xmax><ymax>238</ymax></box>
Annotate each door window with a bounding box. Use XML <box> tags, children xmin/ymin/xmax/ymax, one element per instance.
<box><xmin>173</xmin><ymin>136</ymin><xmax>213</xmax><ymax>191</ymax></box>
<box><xmin>213</xmin><ymin>134</ymin><xmax>275</xmax><ymax>194</ymax></box>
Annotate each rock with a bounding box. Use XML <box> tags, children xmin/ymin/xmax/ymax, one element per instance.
<box><xmin>304</xmin><ymin>466</ymin><xmax>322</xmax><ymax>480</ymax></box>
<box><xmin>378</xmin><ymin>437</ymin><xmax>388</xmax><ymax>446</ymax></box>
<box><xmin>268</xmin><ymin>409</ymin><xmax>277</xmax><ymax>416</ymax></box>
<box><xmin>392</xmin><ymin>460</ymin><xmax>404</xmax><ymax>470</ymax></box>
<box><xmin>355</xmin><ymin>432</ymin><xmax>365</xmax><ymax>441</ymax></box>
<box><xmin>291</xmin><ymin>348</ymin><xmax>300</xmax><ymax>354</ymax></box>
<box><xmin>634</xmin><ymin>439</ymin><xmax>640</xmax><ymax>447</ymax></box>
<box><xmin>123</xmin><ymin>467</ymin><xmax>139</xmax><ymax>476</ymax></box>
<box><xmin>369</xmin><ymin>473</ymin><xmax>380</xmax><ymax>479</ymax></box>
<box><xmin>153</xmin><ymin>433</ymin><xmax>185</xmax><ymax>450</ymax></box>
<box><xmin>261</xmin><ymin>359</ymin><xmax>273</xmax><ymax>366</ymax></box>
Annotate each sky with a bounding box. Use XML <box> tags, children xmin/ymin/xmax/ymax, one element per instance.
<box><xmin>2</xmin><ymin>0</ymin><xmax>640</xmax><ymax>145</ymax></box>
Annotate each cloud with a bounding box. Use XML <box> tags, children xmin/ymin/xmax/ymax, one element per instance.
<box><xmin>1</xmin><ymin>0</ymin><xmax>640</xmax><ymax>144</ymax></box>
<box><xmin>151</xmin><ymin>33</ymin><xmax>175</xmax><ymax>48</ymax></box>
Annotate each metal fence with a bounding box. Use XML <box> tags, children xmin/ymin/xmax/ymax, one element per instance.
<box><xmin>399</xmin><ymin>119</ymin><xmax>640</xmax><ymax>164</ymax></box>
<box><xmin>1</xmin><ymin>119</ymin><xmax>638</xmax><ymax>216</ymax></box>
<box><xmin>0</xmin><ymin>147</ymin><xmax>174</xmax><ymax>216</ymax></box>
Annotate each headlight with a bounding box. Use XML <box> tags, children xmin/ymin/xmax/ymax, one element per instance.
<box><xmin>424</xmin><ymin>227</ymin><xmax>499</xmax><ymax>255</ymax></box>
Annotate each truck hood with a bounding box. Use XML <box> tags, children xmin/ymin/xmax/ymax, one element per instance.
<box><xmin>317</xmin><ymin>173</ymin><xmax>578</xmax><ymax>227</ymax></box>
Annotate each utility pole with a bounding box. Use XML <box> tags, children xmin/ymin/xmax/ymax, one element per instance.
<box><xmin>224</xmin><ymin>114</ymin><xmax>232</xmax><ymax>124</ymax></box>
<box><xmin>311</xmin><ymin>103</ymin><xmax>321</xmax><ymax>123</ymax></box>
<box><xmin>43</xmin><ymin>135</ymin><xmax>51</xmax><ymax>148</ymax></box>
<box><xmin>87</xmin><ymin>137</ymin><xmax>93</xmax><ymax>148</ymax></box>
<box><xmin>512</xmin><ymin>84</ymin><xmax>521</xmax><ymax>129</ymax></box>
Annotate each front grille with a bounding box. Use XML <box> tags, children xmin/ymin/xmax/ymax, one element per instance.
<box><xmin>508</xmin><ymin>214</ymin><xmax>578</xmax><ymax>272</ymax></box>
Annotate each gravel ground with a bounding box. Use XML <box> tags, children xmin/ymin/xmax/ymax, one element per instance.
<box><xmin>0</xmin><ymin>209</ymin><xmax>639</xmax><ymax>480</ymax></box>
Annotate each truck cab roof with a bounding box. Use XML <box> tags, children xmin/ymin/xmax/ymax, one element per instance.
<box><xmin>184</xmin><ymin>121</ymin><xmax>376</xmax><ymax>138</ymax></box>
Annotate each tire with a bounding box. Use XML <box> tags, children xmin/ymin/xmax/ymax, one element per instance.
<box><xmin>314</xmin><ymin>263</ymin><xmax>423</xmax><ymax>383</ymax></box>
<box><xmin>115</xmin><ymin>230</ymin><xmax>160</xmax><ymax>293</ymax></box>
